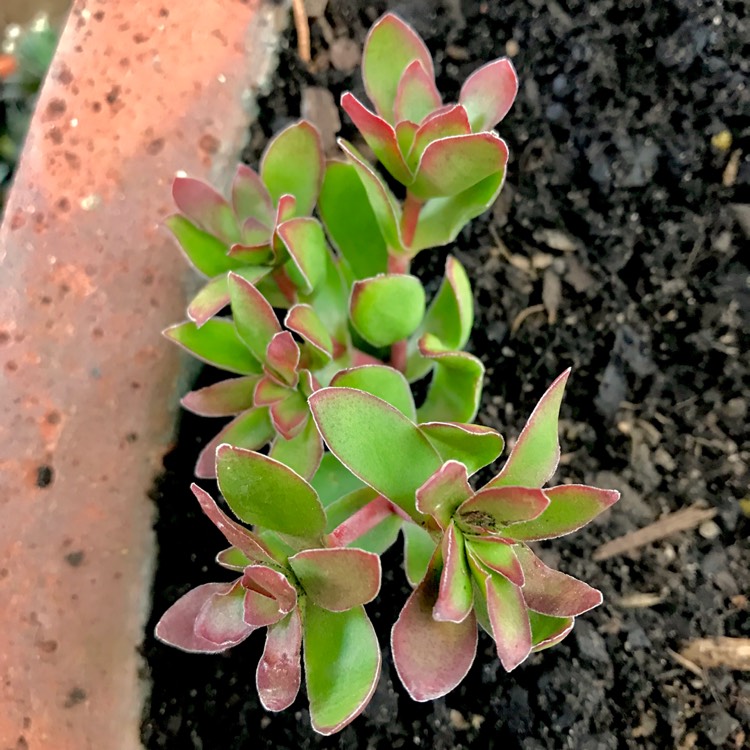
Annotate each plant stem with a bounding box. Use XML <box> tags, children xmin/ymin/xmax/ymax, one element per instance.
<box><xmin>400</xmin><ymin>191</ymin><xmax>423</xmax><ymax>249</ymax></box>
<box><xmin>324</xmin><ymin>495</ymin><xmax>396</xmax><ymax>548</ymax></box>
<box><xmin>271</xmin><ymin>267</ymin><xmax>297</xmax><ymax>305</ymax></box>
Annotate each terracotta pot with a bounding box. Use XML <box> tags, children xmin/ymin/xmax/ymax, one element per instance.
<box><xmin>0</xmin><ymin>1</ymin><xmax>285</xmax><ymax>747</ymax></box>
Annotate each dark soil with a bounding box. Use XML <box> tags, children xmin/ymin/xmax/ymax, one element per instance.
<box><xmin>142</xmin><ymin>1</ymin><xmax>750</xmax><ymax>748</ymax></box>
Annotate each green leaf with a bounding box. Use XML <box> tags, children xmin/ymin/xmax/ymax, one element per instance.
<box><xmin>325</xmin><ymin>488</ymin><xmax>401</xmax><ymax>555</ymax></box>
<box><xmin>309</xmin><ymin>388</ymin><xmax>442</xmax><ymax>518</ymax></box>
<box><xmin>350</xmin><ymin>274</ymin><xmax>426</xmax><ymax>347</ymax></box>
<box><xmin>188</xmin><ymin>266</ymin><xmax>270</xmax><ymax>328</ymax></box>
<box><xmin>419</xmin><ymin>422</ymin><xmax>503</xmax><ymax>476</ymax></box>
<box><xmin>393</xmin><ymin>60</ymin><xmax>441</xmax><ymax>124</ymax></box>
<box><xmin>331</xmin><ymin>365</ymin><xmax>416</xmax><ymax>420</ymax></box>
<box><xmin>457</xmin><ymin>486</ymin><xmax>549</xmax><ymax>532</ymax></box>
<box><xmin>231</xmin><ymin>163</ymin><xmax>274</xmax><ymax>225</ymax></box>
<box><xmin>415</xmin><ymin>460</ymin><xmax>473</xmax><ymax>530</ymax></box>
<box><xmin>181</xmin><ymin>376</ymin><xmax>258</xmax><ymax>417</ymax></box>
<box><xmin>165</xmin><ymin>214</ymin><xmax>241</xmax><ymax>277</ymax></box>
<box><xmin>465</xmin><ymin>538</ymin><xmax>523</xmax><ymax>586</ymax></box>
<box><xmin>486</xmin><ymin>369</ymin><xmax>570</xmax><ymax>489</ymax></box>
<box><xmin>285</xmin><ymin>304</ymin><xmax>333</xmax><ymax>362</ymax></box>
<box><xmin>164</xmin><ymin>319</ymin><xmax>261</xmax><ymax>375</ymax></box>
<box><xmin>403</xmin><ymin>522</ymin><xmax>437</xmax><ymax>587</ymax></box>
<box><xmin>304</xmin><ymin>604</ymin><xmax>381</xmax><ymax>735</ymax></box>
<box><xmin>407</xmin><ymin>105</ymin><xmax>471</xmax><ymax>171</ymax></box>
<box><xmin>227</xmin><ymin>272</ymin><xmax>281</xmax><ymax>361</ymax></box>
<box><xmin>482</xmin><ymin>568</ymin><xmax>531</xmax><ymax>672</ymax></box>
<box><xmin>433</xmin><ymin>523</ymin><xmax>473</xmax><ymax>623</ymax></box>
<box><xmin>423</xmin><ymin>256</ymin><xmax>474</xmax><ymax>350</ymax></box>
<box><xmin>277</xmin><ymin>217</ymin><xmax>327</xmax><ymax>294</ymax></box>
<box><xmin>459</xmin><ymin>57</ymin><xmax>518</xmax><ymax>132</ymax></box>
<box><xmin>215</xmin><ymin>546</ymin><xmax>251</xmax><ymax>571</ymax></box>
<box><xmin>318</xmin><ymin>161</ymin><xmax>388</xmax><ymax>280</ymax></box>
<box><xmin>216</xmin><ymin>445</ymin><xmax>326</xmax><ymax>539</ymax></box>
<box><xmin>300</xmin><ymin>248</ymin><xmax>351</xmax><ymax>346</ymax></box>
<box><xmin>362</xmin><ymin>12</ymin><xmax>434</xmax><ymax>122</ymax></box>
<box><xmin>269</xmin><ymin>416</ymin><xmax>323</xmax><ymax>480</ymax></box>
<box><xmin>261</xmin><ymin>120</ymin><xmax>323</xmax><ymax>216</ymax></box>
<box><xmin>529</xmin><ymin>611</ymin><xmax>574</xmax><ymax>652</ymax></box>
<box><xmin>172</xmin><ymin>176</ymin><xmax>239</xmax><ymax>243</ymax></box>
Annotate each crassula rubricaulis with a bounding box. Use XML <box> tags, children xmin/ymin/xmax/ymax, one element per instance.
<box><xmin>156</xmin><ymin>12</ymin><xmax>620</xmax><ymax>735</ymax></box>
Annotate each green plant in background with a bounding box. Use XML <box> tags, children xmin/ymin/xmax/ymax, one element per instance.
<box><xmin>156</xmin><ymin>12</ymin><xmax>620</xmax><ymax>735</ymax></box>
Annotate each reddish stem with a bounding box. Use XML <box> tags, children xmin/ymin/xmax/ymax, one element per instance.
<box><xmin>400</xmin><ymin>191</ymin><xmax>424</xmax><ymax>249</ymax></box>
<box><xmin>324</xmin><ymin>495</ymin><xmax>396</xmax><ymax>548</ymax></box>
<box><xmin>271</xmin><ymin>267</ymin><xmax>297</xmax><ymax>305</ymax></box>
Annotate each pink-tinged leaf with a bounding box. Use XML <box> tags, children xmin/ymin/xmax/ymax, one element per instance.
<box><xmin>419</xmin><ymin>422</ymin><xmax>503</xmax><ymax>477</ymax></box>
<box><xmin>242</xmin><ymin>565</ymin><xmax>298</xmax><ymax>614</ymax></box>
<box><xmin>194</xmin><ymin>407</ymin><xmax>274</xmax><ymax>479</ymax></box>
<box><xmin>415</xmin><ymin>460</ymin><xmax>473</xmax><ymax>529</ymax></box>
<box><xmin>241</xmin><ymin>216</ymin><xmax>274</xmax><ymax>245</ymax></box>
<box><xmin>465</xmin><ymin>538</ymin><xmax>524</xmax><ymax>586</ymax></box>
<box><xmin>325</xmin><ymin>493</ymin><xmax>396</xmax><ymax>550</ymax></box>
<box><xmin>458</xmin><ymin>486</ymin><xmax>549</xmax><ymax>533</ymax></box>
<box><xmin>276</xmin><ymin>217</ymin><xmax>327</xmax><ymax>294</ymax></box>
<box><xmin>514</xmin><ymin>545</ymin><xmax>602</xmax><ymax>617</ymax></box>
<box><xmin>503</xmin><ymin>484</ymin><xmax>621</xmax><ymax>541</ymax></box>
<box><xmin>487</xmin><ymin>369</ymin><xmax>571</xmax><ymax>489</ymax></box>
<box><xmin>434</xmin><ymin>523</ymin><xmax>473</xmax><ymax>623</ymax></box>
<box><xmin>362</xmin><ymin>13</ymin><xmax>435</xmax><ymax>122</ymax></box>
<box><xmin>194</xmin><ymin>579</ymin><xmax>253</xmax><ymax>646</ymax></box>
<box><xmin>396</xmin><ymin>120</ymin><xmax>418</xmax><ymax>155</ymax></box>
<box><xmin>529</xmin><ymin>611</ymin><xmax>575</xmax><ymax>652</ymax></box>
<box><xmin>254</xmin><ymin>375</ymin><xmax>288</xmax><ymax>406</ymax></box>
<box><xmin>227</xmin><ymin>241</ymin><xmax>273</xmax><ymax>266</ymax></box>
<box><xmin>460</xmin><ymin>57</ymin><xmax>519</xmax><ymax>132</ymax></box>
<box><xmin>265</xmin><ymin>331</ymin><xmax>300</xmax><ymax>387</ymax></box>
<box><xmin>181</xmin><ymin>376</ymin><xmax>258</xmax><ymax>417</ymax></box>
<box><xmin>408</xmin><ymin>105</ymin><xmax>472</xmax><ymax>170</ymax></box>
<box><xmin>232</xmin><ymin>163</ymin><xmax>274</xmax><ymax>226</ymax></box>
<box><xmin>156</xmin><ymin>583</ymin><xmax>250</xmax><ymax>653</ymax></box>
<box><xmin>270</xmin><ymin>390</ymin><xmax>309</xmax><ymax>440</ymax></box>
<box><xmin>172</xmin><ymin>176</ymin><xmax>239</xmax><ymax>243</ymax></box>
<box><xmin>227</xmin><ymin>271</ymin><xmax>281</xmax><ymax>362</ymax></box>
<box><xmin>285</xmin><ymin>304</ymin><xmax>333</xmax><ymax>361</ymax></box>
<box><xmin>411</xmin><ymin>132</ymin><xmax>510</xmax><ymax>199</ymax></box>
<box><xmin>341</xmin><ymin>92</ymin><xmax>412</xmax><ymax>184</ymax></box>
<box><xmin>391</xmin><ymin>561</ymin><xmax>477</xmax><ymax>701</ymax></box>
<box><xmin>261</xmin><ymin>120</ymin><xmax>324</xmax><ymax>216</ymax></box>
<box><xmin>187</xmin><ymin>267</ymin><xmax>271</xmax><ymax>327</ymax></box>
<box><xmin>242</xmin><ymin>588</ymin><xmax>286</xmax><ymax>628</ymax></box>
<box><xmin>257</xmin><ymin>610</ymin><xmax>302</xmax><ymax>712</ymax></box>
<box><xmin>275</xmin><ymin>193</ymin><xmax>298</xmax><ymax>224</ymax></box>
<box><xmin>191</xmin><ymin>484</ymin><xmax>275</xmax><ymax>565</ymax></box>
<box><xmin>269</xmin><ymin>417</ymin><xmax>323</xmax><ymax>480</ymax></box>
<box><xmin>216</xmin><ymin>546</ymin><xmax>253</xmax><ymax>571</ymax></box>
<box><xmin>289</xmin><ymin>548</ymin><xmax>381</xmax><ymax>612</ymax></box>
<box><xmin>394</xmin><ymin>59</ymin><xmax>441</xmax><ymax>125</ymax></box>
<box><xmin>338</xmin><ymin>139</ymin><xmax>403</xmax><ymax>252</ymax></box>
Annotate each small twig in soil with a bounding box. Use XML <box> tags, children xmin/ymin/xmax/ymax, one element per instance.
<box><xmin>292</xmin><ymin>0</ymin><xmax>311</xmax><ymax>64</ymax></box>
<box><xmin>679</xmin><ymin>637</ymin><xmax>750</xmax><ymax>671</ymax></box>
<box><xmin>592</xmin><ymin>504</ymin><xmax>718</xmax><ymax>561</ymax></box>
<box><xmin>510</xmin><ymin>304</ymin><xmax>546</xmax><ymax>334</ymax></box>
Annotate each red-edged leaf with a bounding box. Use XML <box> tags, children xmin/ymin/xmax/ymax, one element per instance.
<box><xmin>242</xmin><ymin>588</ymin><xmax>286</xmax><ymax>628</ymax></box>
<box><xmin>187</xmin><ymin>275</ymin><xmax>231</xmax><ymax>327</ymax></box>
<box><xmin>269</xmin><ymin>417</ymin><xmax>323</xmax><ymax>480</ymax></box>
<box><xmin>276</xmin><ymin>217</ymin><xmax>327</xmax><ymax>294</ymax></box>
<box><xmin>191</xmin><ymin>484</ymin><xmax>275</xmax><ymax>565</ymax></box>
<box><xmin>270</xmin><ymin>391</ymin><xmax>309</xmax><ymax>440</ymax></box>
<box><xmin>411</xmin><ymin>132</ymin><xmax>510</xmax><ymax>199</ymax></box>
<box><xmin>514</xmin><ymin>545</ymin><xmax>602</xmax><ymax>617</ymax></box>
<box><xmin>434</xmin><ymin>523</ymin><xmax>473</xmax><ymax>623</ymax></box>
<box><xmin>228</xmin><ymin>271</ymin><xmax>281</xmax><ymax>362</ymax></box>
<box><xmin>503</xmin><ymin>484</ymin><xmax>620</xmax><ymax>541</ymax></box>
<box><xmin>460</xmin><ymin>57</ymin><xmax>518</xmax><ymax>132</ymax></box>
<box><xmin>289</xmin><ymin>548</ymin><xmax>381</xmax><ymax>612</ymax></box>
<box><xmin>194</xmin><ymin>579</ymin><xmax>253</xmax><ymax>646</ymax></box>
<box><xmin>181</xmin><ymin>376</ymin><xmax>258</xmax><ymax>417</ymax></box>
<box><xmin>242</xmin><ymin>565</ymin><xmax>298</xmax><ymax>614</ymax></box>
<box><xmin>465</xmin><ymin>537</ymin><xmax>524</xmax><ymax>586</ymax></box>
<box><xmin>396</xmin><ymin>120</ymin><xmax>418</xmax><ymax>155</ymax></box>
<box><xmin>227</xmin><ymin>241</ymin><xmax>273</xmax><ymax>265</ymax></box>
<box><xmin>487</xmin><ymin>369</ymin><xmax>571</xmax><ymax>489</ymax></box>
<box><xmin>418</xmin><ymin>421</ymin><xmax>503</xmax><ymax>477</ymax></box>
<box><xmin>415</xmin><ymin>460</ymin><xmax>473</xmax><ymax>529</ymax></box>
<box><xmin>403</xmin><ymin>523</ymin><xmax>438</xmax><ymax>587</ymax></box>
<box><xmin>232</xmin><ymin>163</ymin><xmax>274</xmax><ymax>226</ymax></box>
<box><xmin>240</xmin><ymin>216</ymin><xmax>273</xmax><ymax>246</ymax></box>
<box><xmin>164</xmin><ymin>214</ymin><xmax>239</xmax><ymax>278</ymax></box>
<box><xmin>391</xmin><ymin>559</ymin><xmax>477</xmax><ymax>701</ymax></box>
<box><xmin>194</xmin><ymin>408</ymin><xmax>274</xmax><ymax>479</ymax></box>
<box><xmin>457</xmin><ymin>486</ymin><xmax>549</xmax><ymax>533</ymax></box>
<box><xmin>394</xmin><ymin>59</ymin><xmax>441</xmax><ymax>125</ymax></box>
<box><xmin>285</xmin><ymin>304</ymin><xmax>333</xmax><ymax>360</ymax></box>
<box><xmin>257</xmin><ymin>610</ymin><xmax>303</xmax><ymax>712</ymax></box>
<box><xmin>529</xmin><ymin>611</ymin><xmax>575</xmax><ymax>652</ymax></box>
<box><xmin>408</xmin><ymin>105</ymin><xmax>472</xmax><ymax>170</ymax></box>
<box><xmin>254</xmin><ymin>375</ymin><xmax>288</xmax><ymax>406</ymax></box>
<box><xmin>341</xmin><ymin>92</ymin><xmax>412</xmax><ymax>184</ymax></box>
<box><xmin>172</xmin><ymin>176</ymin><xmax>239</xmax><ymax>243</ymax></box>
<box><xmin>216</xmin><ymin>546</ymin><xmax>252</xmax><ymax>571</ymax></box>
<box><xmin>362</xmin><ymin>12</ymin><xmax>435</xmax><ymax>122</ymax></box>
<box><xmin>155</xmin><ymin>583</ymin><xmax>250</xmax><ymax>653</ymax></box>
<box><xmin>265</xmin><ymin>331</ymin><xmax>301</xmax><ymax>387</ymax></box>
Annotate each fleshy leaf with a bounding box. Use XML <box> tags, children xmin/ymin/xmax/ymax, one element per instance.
<box><xmin>350</xmin><ymin>274</ymin><xmax>426</xmax><ymax>347</ymax></box>
<box><xmin>172</xmin><ymin>176</ymin><xmax>239</xmax><ymax>243</ymax></box>
<box><xmin>260</xmin><ymin>121</ymin><xmax>323</xmax><ymax>216</ymax></box>
<box><xmin>309</xmin><ymin>387</ymin><xmax>442</xmax><ymax>518</ymax></box>
<box><xmin>311</xmin><ymin>452</ymin><xmax>365</xmax><ymax>507</ymax></box>
<box><xmin>289</xmin><ymin>548</ymin><xmax>381</xmax><ymax>611</ymax></box>
<box><xmin>277</xmin><ymin>217</ymin><xmax>327</xmax><ymax>294</ymax></box>
<box><xmin>341</xmin><ymin>93</ymin><xmax>412</xmax><ymax>184</ymax></box>
<box><xmin>300</xmin><ymin>245</ymin><xmax>350</xmax><ymax>345</ymax></box>
<box><xmin>257</xmin><ymin>609</ymin><xmax>303</xmax><ymax>712</ymax></box>
<box><xmin>285</xmin><ymin>304</ymin><xmax>333</xmax><ymax>361</ymax></box>
<box><xmin>434</xmin><ymin>523</ymin><xmax>473</xmax><ymax>623</ymax></box>
<box><xmin>242</xmin><ymin>587</ymin><xmax>286</xmax><ymax>628</ymax></box>
<box><xmin>155</xmin><ymin>583</ymin><xmax>248</xmax><ymax>654</ymax></box>
<box><xmin>419</xmin><ymin>422</ymin><xmax>503</xmax><ymax>476</ymax></box>
<box><xmin>503</xmin><ymin>484</ymin><xmax>621</xmax><ymax>541</ymax></box>
<box><xmin>487</xmin><ymin>369</ymin><xmax>571</xmax><ymax>489</ymax></box>
<box><xmin>164</xmin><ymin>319</ymin><xmax>262</xmax><ymax>375</ymax></box>
<box><xmin>265</xmin><ymin>331</ymin><xmax>301</xmax><ymax>388</ymax></box>
<box><xmin>181</xmin><ymin>376</ymin><xmax>258</xmax><ymax>417</ymax></box>
<box><xmin>242</xmin><ymin>565</ymin><xmax>298</xmax><ymax>614</ymax></box>
<box><xmin>304</xmin><ymin>604</ymin><xmax>381</xmax><ymax>735</ymax></box>
<box><xmin>194</xmin><ymin>407</ymin><xmax>274</xmax><ymax>479</ymax></box>
<box><xmin>318</xmin><ymin>160</ymin><xmax>388</xmax><ymax>280</ymax></box>
<box><xmin>216</xmin><ymin>444</ymin><xmax>326</xmax><ymax>539</ymax></box>
<box><xmin>457</xmin><ymin>486</ymin><xmax>549</xmax><ymax>533</ymax></box>
<box><xmin>484</xmin><ymin>569</ymin><xmax>532</xmax><ymax>672</ymax></box>
<box><xmin>422</xmin><ymin>255</ymin><xmax>474</xmax><ymax>351</ymax></box>
<box><xmin>403</xmin><ymin>522</ymin><xmax>438</xmax><ymax>586</ymax></box>
<box><xmin>194</xmin><ymin>580</ymin><xmax>252</xmax><ymax>646</ymax></box>
<box><xmin>465</xmin><ymin>538</ymin><xmax>524</xmax><ymax>586</ymax></box>
<box><xmin>410</xmin><ymin>133</ymin><xmax>509</xmax><ymax>200</ymax></box>
<box><xmin>415</xmin><ymin>460</ymin><xmax>473</xmax><ymax>530</ymax></box>
<box><xmin>362</xmin><ymin>12</ymin><xmax>434</xmax><ymax>122</ymax></box>
<box><xmin>325</xmin><ymin>490</ymin><xmax>401</xmax><ymax>555</ymax></box>
<box><xmin>407</xmin><ymin>105</ymin><xmax>471</xmax><ymax>171</ymax></box>
<box><xmin>392</xmin><ymin>558</ymin><xmax>477</xmax><ymax>701</ymax></box>
<box><xmin>228</xmin><ymin>272</ymin><xmax>281</xmax><ymax>361</ymax></box>
<box><xmin>216</xmin><ymin>546</ymin><xmax>252</xmax><ymax>571</ymax></box>
<box><xmin>269</xmin><ymin>390</ymin><xmax>309</xmax><ymax>440</ymax></box>
<box><xmin>330</xmin><ymin>365</ymin><xmax>416</xmax><ymax>420</ymax></box>
<box><xmin>393</xmin><ymin>59</ymin><xmax>441</xmax><ymax>125</ymax></box>
<box><xmin>529</xmin><ymin>611</ymin><xmax>575</xmax><ymax>652</ymax></box>
<box><xmin>188</xmin><ymin>267</ymin><xmax>271</xmax><ymax>328</ymax></box>
<box><xmin>254</xmin><ymin>375</ymin><xmax>288</xmax><ymax>406</ymax></box>
<box><xmin>232</xmin><ymin>163</ymin><xmax>274</xmax><ymax>226</ymax></box>
<box><xmin>459</xmin><ymin>57</ymin><xmax>519</xmax><ymax>132</ymax></box>
<box><xmin>165</xmin><ymin>214</ymin><xmax>240</xmax><ymax>277</ymax></box>
<box><xmin>396</xmin><ymin>120</ymin><xmax>418</xmax><ymax>155</ymax></box>
<box><xmin>514</xmin><ymin>545</ymin><xmax>603</xmax><ymax>617</ymax></box>
<box><xmin>269</xmin><ymin>417</ymin><xmax>323</xmax><ymax>480</ymax></box>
